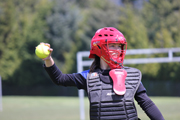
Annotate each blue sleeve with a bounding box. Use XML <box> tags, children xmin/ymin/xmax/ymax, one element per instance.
<box><xmin>79</xmin><ymin>70</ymin><xmax>90</xmax><ymax>80</ymax></box>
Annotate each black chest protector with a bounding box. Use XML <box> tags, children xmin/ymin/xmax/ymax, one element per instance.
<box><xmin>87</xmin><ymin>67</ymin><xmax>142</xmax><ymax>120</ymax></box>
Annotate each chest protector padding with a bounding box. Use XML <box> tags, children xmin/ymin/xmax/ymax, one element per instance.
<box><xmin>87</xmin><ymin>67</ymin><xmax>141</xmax><ymax>120</ymax></box>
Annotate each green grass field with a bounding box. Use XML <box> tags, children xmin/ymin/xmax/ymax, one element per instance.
<box><xmin>0</xmin><ymin>96</ymin><xmax>180</xmax><ymax>120</ymax></box>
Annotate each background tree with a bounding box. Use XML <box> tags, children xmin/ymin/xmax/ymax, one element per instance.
<box><xmin>46</xmin><ymin>0</ymin><xmax>81</xmax><ymax>73</ymax></box>
<box><xmin>141</xmin><ymin>0</ymin><xmax>180</xmax><ymax>82</ymax></box>
<box><xmin>0</xmin><ymin>0</ymin><xmax>180</xmax><ymax>96</ymax></box>
<box><xmin>76</xmin><ymin>0</ymin><xmax>121</xmax><ymax>51</ymax></box>
<box><xmin>142</xmin><ymin>0</ymin><xmax>180</xmax><ymax>48</ymax></box>
<box><xmin>0</xmin><ymin>0</ymin><xmax>21</xmax><ymax>81</ymax></box>
<box><xmin>0</xmin><ymin>0</ymin><xmax>53</xmax><ymax>90</ymax></box>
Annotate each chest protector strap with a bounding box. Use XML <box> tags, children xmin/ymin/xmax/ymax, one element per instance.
<box><xmin>87</xmin><ymin>67</ymin><xmax>141</xmax><ymax>120</ymax></box>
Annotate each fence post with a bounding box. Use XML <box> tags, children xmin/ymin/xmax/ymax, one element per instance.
<box><xmin>77</xmin><ymin>52</ymin><xmax>85</xmax><ymax>120</ymax></box>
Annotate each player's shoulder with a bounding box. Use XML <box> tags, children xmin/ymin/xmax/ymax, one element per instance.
<box><xmin>79</xmin><ymin>70</ymin><xmax>90</xmax><ymax>79</ymax></box>
<box><xmin>80</xmin><ymin>70</ymin><xmax>90</xmax><ymax>75</ymax></box>
<box><xmin>123</xmin><ymin>66</ymin><xmax>141</xmax><ymax>73</ymax></box>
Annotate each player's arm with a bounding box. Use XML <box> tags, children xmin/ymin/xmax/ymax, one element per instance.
<box><xmin>44</xmin><ymin>63</ymin><xmax>88</xmax><ymax>88</ymax></box>
<box><xmin>44</xmin><ymin>56</ymin><xmax>54</xmax><ymax>67</ymax></box>
<box><xmin>40</xmin><ymin>43</ymin><xmax>88</xmax><ymax>88</ymax></box>
<box><xmin>135</xmin><ymin>84</ymin><xmax>165</xmax><ymax>120</ymax></box>
<box><xmin>44</xmin><ymin>64</ymin><xmax>76</xmax><ymax>86</ymax></box>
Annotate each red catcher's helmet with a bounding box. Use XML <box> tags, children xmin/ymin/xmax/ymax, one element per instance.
<box><xmin>89</xmin><ymin>27</ymin><xmax>127</xmax><ymax>69</ymax></box>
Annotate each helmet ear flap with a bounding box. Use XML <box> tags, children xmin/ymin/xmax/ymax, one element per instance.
<box><xmin>89</xmin><ymin>41</ymin><xmax>102</xmax><ymax>58</ymax></box>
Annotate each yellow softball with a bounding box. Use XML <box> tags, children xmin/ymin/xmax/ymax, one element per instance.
<box><xmin>35</xmin><ymin>43</ymin><xmax>50</xmax><ymax>59</ymax></box>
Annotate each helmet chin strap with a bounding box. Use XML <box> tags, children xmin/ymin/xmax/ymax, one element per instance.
<box><xmin>110</xmin><ymin>58</ymin><xmax>124</xmax><ymax>69</ymax></box>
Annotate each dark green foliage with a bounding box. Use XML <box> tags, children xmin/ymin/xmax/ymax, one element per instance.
<box><xmin>0</xmin><ymin>0</ymin><xmax>180</xmax><ymax>96</ymax></box>
<box><xmin>142</xmin><ymin>0</ymin><xmax>180</xmax><ymax>47</ymax></box>
<box><xmin>45</xmin><ymin>0</ymin><xmax>81</xmax><ymax>73</ymax></box>
<box><xmin>139</xmin><ymin>0</ymin><xmax>180</xmax><ymax>81</ymax></box>
<box><xmin>0</xmin><ymin>0</ymin><xmax>52</xmax><ymax>86</ymax></box>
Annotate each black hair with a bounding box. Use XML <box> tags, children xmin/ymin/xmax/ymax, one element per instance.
<box><xmin>89</xmin><ymin>55</ymin><xmax>100</xmax><ymax>72</ymax></box>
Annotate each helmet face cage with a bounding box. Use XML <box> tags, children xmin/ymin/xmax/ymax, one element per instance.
<box><xmin>89</xmin><ymin>27</ymin><xmax>127</xmax><ymax>69</ymax></box>
<box><xmin>103</xmin><ymin>41</ymin><xmax>127</xmax><ymax>69</ymax></box>
<box><xmin>107</xmin><ymin>41</ymin><xmax>126</xmax><ymax>67</ymax></box>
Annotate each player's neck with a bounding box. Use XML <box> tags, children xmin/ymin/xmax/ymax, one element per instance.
<box><xmin>100</xmin><ymin>58</ymin><xmax>110</xmax><ymax>70</ymax></box>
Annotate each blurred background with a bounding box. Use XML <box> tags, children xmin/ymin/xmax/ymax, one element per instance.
<box><xmin>0</xmin><ymin>0</ymin><xmax>180</xmax><ymax>120</ymax></box>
